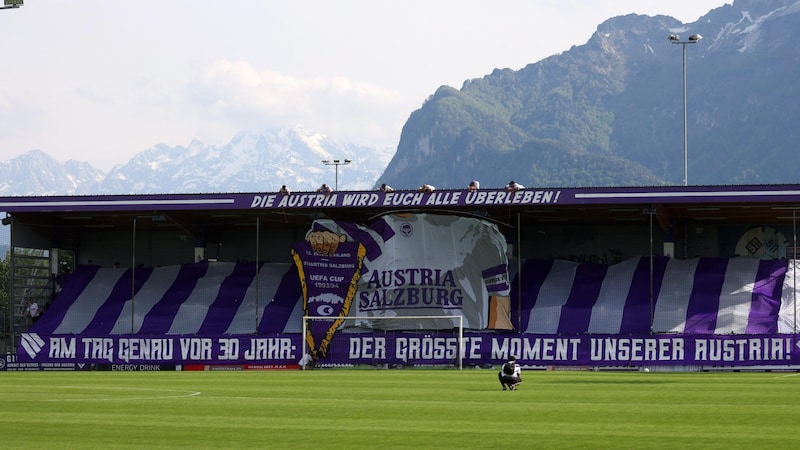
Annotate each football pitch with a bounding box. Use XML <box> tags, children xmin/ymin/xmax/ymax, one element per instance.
<box><xmin>3</xmin><ymin>369</ymin><xmax>799</xmax><ymax>449</ymax></box>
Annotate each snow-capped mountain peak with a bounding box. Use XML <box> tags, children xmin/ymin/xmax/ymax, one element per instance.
<box><xmin>0</xmin><ymin>126</ymin><xmax>394</xmax><ymax>196</ymax></box>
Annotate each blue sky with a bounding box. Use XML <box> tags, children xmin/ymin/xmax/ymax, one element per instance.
<box><xmin>0</xmin><ymin>0</ymin><xmax>730</xmax><ymax>171</ymax></box>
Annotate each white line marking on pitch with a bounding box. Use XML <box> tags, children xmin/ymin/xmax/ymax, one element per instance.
<box><xmin>8</xmin><ymin>385</ymin><xmax>203</xmax><ymax>402</ymax></box>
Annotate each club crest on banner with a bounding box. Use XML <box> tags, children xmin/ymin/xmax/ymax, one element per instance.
<box><xmin>735</xmin><ymin>226</ymin><xmax>788</xmax><ymax>259</ymax></box>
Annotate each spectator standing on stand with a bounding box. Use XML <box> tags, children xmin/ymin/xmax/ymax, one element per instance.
<box><xmin>25</xmin><ymin>297</ymin><xmax>40</xmax><ymax>325</ymax></box>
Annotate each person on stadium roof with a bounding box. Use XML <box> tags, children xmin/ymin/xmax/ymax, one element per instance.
<box><xmin>505</xmin><ymin>181</ymin><xmax>525</xmax><ymax>192</ymax></box>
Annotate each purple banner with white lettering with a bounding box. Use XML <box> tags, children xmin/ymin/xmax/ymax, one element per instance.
<box><xmin>249</xmin><ymin>189</ymin><xmax>563</xmax><ymax>210</ymax></box>
<box><xmin>9</xmin><ymin>185</ymin><xmax>800</xmax><ymax>214</ymax></box>
<box><xmin>14</xmin><ymin>332</ymin><xmax>800</xmax><ymax>367</ymax></box>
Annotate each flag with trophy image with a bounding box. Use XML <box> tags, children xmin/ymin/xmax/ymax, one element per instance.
<box><xmin>291</xmin><ymin>239</ymin><xmax>366</xmax><ymax>359</ymax></box>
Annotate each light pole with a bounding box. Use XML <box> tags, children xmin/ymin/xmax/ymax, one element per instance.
<box><xmin>321</xmin><ymin>159</ymin><xmax>351</xmax><ymax>190</ymax></box>
<box><xmin>669</xmin><ymin>33</ymin><xmax>702</xmax><ymax>186</ymax></box>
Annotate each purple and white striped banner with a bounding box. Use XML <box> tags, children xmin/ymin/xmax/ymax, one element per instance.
<box><xmin>512</xmin><ymin>256</ymin><xmax>793</xmax><ymax>335</ymax></box>
<box><xmin>17</xmin><ymin>249</ymin><xmax>800</xmax><ymax>366</ymax></box>
<box><xmin>28</xmin><ymin>257</ymin><xmax>799</xmax><ymax>338</ymax></box>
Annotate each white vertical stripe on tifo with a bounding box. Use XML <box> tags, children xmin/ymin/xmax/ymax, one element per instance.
<box><xmin>587</xmin><ymin>257</ymin><xmax>640</xmax><ymax>334</ymax></box>
<box><xmin>168</xmin><ymin>262</ymin><xmax>236</xmax><ymax>335</ymax></box>
<box><xmin>110</xmin><ymin>265</ymin><xmax>181</xmax><ymax>334</ymax></box>
<box><xmin>778</xmin><ymin>259</ymin><xmax>799</xmax><ymax>334</ymax></box>
<box><xmin>54</xmin><ymin>268</ymin><xmax>125</xmax><ymax>334</ymax></box>
<box><xmin>714</xmin><ymin>258</ymin><xmax>760</xmax><ymax>334</ymax></box>
<box><xmin>525</xmin><ymin>260</ymin><xmax>577</xmax><ymax>334</ymax></box>
<box><xmin>227</xmin><ymin>263</ymin><xmax>292</xmax><ymax>335</ymax></box>
<box><xmin>652</xmin><ymin>258</ymin><xmax>699</xmax><ymax>333</ymax></box>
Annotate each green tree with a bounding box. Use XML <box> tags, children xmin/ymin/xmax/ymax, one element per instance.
<box><xmin>0</xmin><ymin>251</ymin><xmax>9</xmax><ymax>339</ymax></box>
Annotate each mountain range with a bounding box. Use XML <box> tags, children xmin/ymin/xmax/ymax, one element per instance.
<box><xmin>0</xmin><ymin>127</ymin><xmax>394</xmax><ymax>196</ymax></box>
<box><xmin>1</xmin><ymin>0</ymin><xmax>798</xmax><ymax>196</ymax></box>
<box><xmin>378</xmin><ymin>0</ymin><xmax>800</xmax><ymax>189</ymax></box>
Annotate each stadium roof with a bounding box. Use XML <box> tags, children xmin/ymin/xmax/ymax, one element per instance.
<box><xmin>3</xmin><ymin>184</ymin><xmax>800</xmax><ymax>235</ymax></box>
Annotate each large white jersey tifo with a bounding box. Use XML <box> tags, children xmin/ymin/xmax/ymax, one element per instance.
<box><xmin>310</xmin><ymin>214</ymin><xmax>510</xmax><ymax>330</ymax></box>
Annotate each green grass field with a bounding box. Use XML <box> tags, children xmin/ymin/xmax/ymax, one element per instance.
<box><xmin>2</xmin><ymin>369</ymin><xmax>800</xmax><ymax>449</ymax></box>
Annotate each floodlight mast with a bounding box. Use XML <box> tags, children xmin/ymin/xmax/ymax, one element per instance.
<box><xmin>668</xmin><ymin>33</ymin><xmax>703</xmax><ymax>186</ymax></box>
<box><xmin>321</xmin><ymin>159</ymin><xmax>352</xmax><ymax>190</ymax></box>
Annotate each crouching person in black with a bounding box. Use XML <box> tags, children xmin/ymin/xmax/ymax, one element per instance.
<box><xmin>498</xmin><ymin>356</ymin><xmax>522</xmax><ymax>390</ymax></box>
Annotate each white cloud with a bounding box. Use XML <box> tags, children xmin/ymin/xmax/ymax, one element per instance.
<box><xmin>0</xmin><ymin>0</ymin><xmax>731</xmax><ymax>171</ymax></box>
<box><xmin>186</xmin><ymin>60</ymin><xmax>408</xmax><ymax>146</ymax></box>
